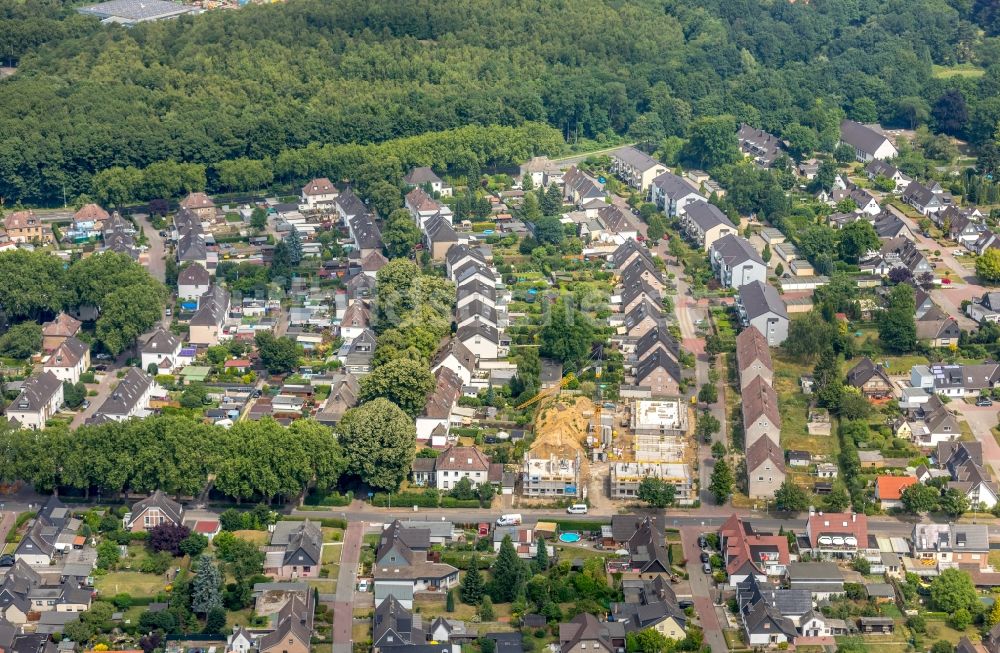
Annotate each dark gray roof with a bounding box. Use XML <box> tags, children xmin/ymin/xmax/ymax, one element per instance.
<box><xmin>685</xmin><ymin>200</ymin><xmax>735</xmax><ymax>232</ymax></box>
<box><xmin>743</xmin><ymin>601</ymin><xmax>797</xmax><ymax>638</ymax></box>
<box><xmin>283</xmin><ymin>520</ymin><xmax>322</xmax><ymax>567</ymax></box>
<box><xmin>350</xmin><ymin>213</ymin><xmax>383</xmax><ymax>249</ymax></box>
<box><xmin>8</xmin><ymin>371</ymin><xmax>62</xmax><ymax>413</ymax></box>
<box><xmin>611</xmin><ymin>239</ymin><xmax>653</xmax><ymax>270</ymax></box>
<box><xmin>711</xmin><ymin>234</ymin><xmax>765</xmax><ymax>267</ymax></box>
<box><xmin>612</xmin><ymin>146</ymin><xmax>662</xmax><ymax>172</ymax></box>
<box><xmin>142</xmin><ymin>327</ymin><xmax>180</xmax><ymax>355</ymax></box>
<box><xmin>623</xmin><ymin>298</ymin><xmax>663</xmax><ymax>330</ymax></box>
<box><xmin>738</xmin><ymin>281</ymin><xmax>787</xmax><ymax>321</ymax></box>
<box><xmin>95</xmin><ymin>368</ymin><xmax>153</xmax><ymax>418</ymax></box>
<box><xmin>128</xmin><ymin>490</ymin><xmax>183</xmax><ymax>527</ymax></box>
<box><xmin>872</xmin><ymin>212</ymin><xmax>908</xmax><ymax>238</ymax></box>
<box><xmin>635</xmin><ymin>349</ymin><xmax>681</xmax><ymax>387</ymax></box>
<box><xmin>651</xmin><ymin>171</ymin><xmax>698</xmax><ymax>200</ymax></box>
<box><xmin>456</xmin><ymin>321</ymin><xmax>500</xmax><ymax>345</ymax></box>
<box><xmin>178</xmin><ymin>262</ymin><xmax>210</xmax><ymax>286</ymax></box>
<box><xmin>456</xmin><ymin>300</ymin><xmax>498</xmax><ymax>326</ymax></box>
<box><xmin>190</xmin><ymin>285</ymin><xmax>230</xmax><ymax>326</ymax></box>
<box><xmin>786</xmin><ymin>562</ymin><xmax>843</xmax><ymax>582</ymax></box>
<box><xmin>446</xmin><ymin>243</ymin><xmax>487</xmax><ymax>269</ymax></box>
<box><xmin>425</xmin><ymin>215</ymin><xmax>458</xmax><ymax>244</ymax></box>
<box><xmin>456</xmin><ymin>280</ymin><xmax>496</xmax><ymax>304</ymax></box>
<box><xmin>177</xmin><ymin>232</ymin><xmax>207</xmax><ymax>262</ymax></box>
<box><xmin>405</xmin><ymin>167</ymin><xmax>443</xmax><ymax>185</ymax></box>
<box><xmin>336</xmin><ymin>188</ymin><xmax>368</xmax><ymax>219</ymax></box>
<box><xmin>840</xmin><ymin>120</ymin><xmax>891</xmax><ymax>155</ymax></box>
<box><xmin>374</xmin><ymin>595</ymin><xmax>420</xmax><ymax>646</ymax></box>
<box><xmin>635</xmin><ymin>326</ymin><xmax>680</xmax><ymax>360</ymax></box>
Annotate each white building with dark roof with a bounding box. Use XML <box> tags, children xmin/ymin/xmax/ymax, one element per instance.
<box><xmin>610</xmin><ymin>146</ymin><xmax>667</xmax><ymax>192</ymax></box>
<box><xmin>736</xmin><ymin>281</ymin><xmax>788</xmax><ymax>346</ymax></box>
<box><xmin>709</xmin><ymin>235</ymin><xmax>767</xmax><ymax>289</ymax></box>
<box><xmin>6</xmin><ymin>372</ymin><xmax>64</xmax><ymax>430</ymax></box>
<box><xmin>649</xmin><ymin>172</ymin><xmax>704</xmax><ymax>218</ymax></box>
<box><xmin>839</xmin><ymin>120</ymin><xmax>897</xmax><ymax>162</ymax></box>
<box><xmin>43</xmin><ymin>337</ymin><xmax>90</xmax><ymax>384</ymax></box>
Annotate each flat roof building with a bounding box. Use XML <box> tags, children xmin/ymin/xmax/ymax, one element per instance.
<box><xmin>77</xmin><ymin>0</ymin><xmax>199</xmax><ymax>25</ymax></box>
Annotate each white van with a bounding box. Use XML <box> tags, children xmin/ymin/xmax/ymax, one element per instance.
<box><xmin>566</xmin><ymin>504</ymin><xmax>588</xmax><ymax>515</ymax></box>
<box><xmin>496</xmin><ymin>513</ymin><xmax>522</xmax><ymax>526</ymax></box>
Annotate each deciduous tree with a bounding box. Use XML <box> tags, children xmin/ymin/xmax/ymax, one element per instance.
<box><xmin>336</xmin><ymin>398</ymin><xmax>416</xmax><ymax>491</ymax></box>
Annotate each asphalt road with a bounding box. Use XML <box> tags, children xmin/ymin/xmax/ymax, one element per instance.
<box><xmin>332</xmin><ymin>521</ymin><xmax>364</xmax><ymax>653</ymax></box>
<box><xmin>680</xmin><ymin>526</ymin><xmax>726</xmax><ymax>653</ymax></box>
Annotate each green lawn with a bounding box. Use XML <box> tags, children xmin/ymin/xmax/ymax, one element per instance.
<box><xmin>231</xmin><ymin>530</ymin><xmax>269</xmax><ymax>545</ymax></box>
<box><xmin>932</xmin><ymin>63</ymin><xmax>985</xmax><ymax>79</ymax></box>
<box><xmin>95</xmin><ymin>571</ymin><xmax>167</xmax><ymax>597</ymax></box>
<box><xmin>322</xmin><ymin>543</ymin><xmax>342</xmax><ymax>564</ymax></box>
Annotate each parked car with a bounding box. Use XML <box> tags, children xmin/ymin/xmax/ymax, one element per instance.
<box><xmin>357</xmin><ymin>579</ymin><xmax>369</xmax><ymax>592</ymax></box>
<box><xmin>702</xmin><ymin>562</ymin><xmax>712</xmax><ymax>574</ymax></box>
<box><xmin>81</xmin><ymin>400</ymin><xmax>90</xmax><ymax>410</ymax></box>
<box><xmin>165</xmin><ymin>308</ymin><xmax>172</xmax><ymax>317</ymax></box>
<box><xmin>95</xmin><ymin>353</ymin><xmax>112</xmax><ymax>360</ymax></box>
<box><xmin>976</xmin><ymin>396</ymin><xmax>993</xmax><ymax>407</ymax></box>
<box><xmin>700</xmin><ymin>551</ymin><xmax>710</xmax><ymax>563</ymax></box>
<box><xmin>566</xmin><ymin>504</ymin><xmax>588</xmax><ymax>515</ymax></box>
<box><xmin>678</xmin><ymin>600</ymin><xmax>694</xmax><ymax>609</ymax></box>
<box><xmin>0</xmin><ymin>554</ymin><xmax>14</xmax><ymax>567</ymax></box>
<box><xmin>697</xmin><ymin>534</ymin><xmax>707</xmax><ymax>549</ymax></box>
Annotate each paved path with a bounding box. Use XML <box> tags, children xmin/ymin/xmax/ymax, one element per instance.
<box><xmin>0</xmin><ymin>511</ymin><xmax>15</xmax><ymax>545</ymax></box>
<box><xmin>332</xmin><ymin>521</ymin><xmax>364</xmax><ymax>653</ymax></box>
<box><xmin>680</xmin><ymin>526</ymin><xmax>726</xmax><ymax>652</ymax></box>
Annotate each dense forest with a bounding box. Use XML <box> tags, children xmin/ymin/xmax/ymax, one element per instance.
<box><xmin>1</xmin><ymin>0</ymin><xmax>1000</xmax><ymax>204</ymax></box>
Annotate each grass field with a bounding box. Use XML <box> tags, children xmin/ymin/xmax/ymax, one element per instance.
<box><xmin>773</xmin><ymin>353</ymin><xmax>839</xmax><ymax>460</ymax></box>
<box><xmin>322</xmin><ymin>543</ymin><xmax>342</xmax><ymax>564</ymax></box>
<box><xmin>232</xmin><ymin>530</ymin><xmax>269</xmax><ymax>545</ymax></box>
<box><xmin>95</xmin><ymin>571</ymin><xmax>166</xmax><ymax>597</ymax></box>
<box><xmin>932</xmin><ymin>63</ymin><xmax>985</xmax><ymax>78</ymax></box>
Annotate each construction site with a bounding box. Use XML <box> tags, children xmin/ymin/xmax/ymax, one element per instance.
<box><xmin>516</xmin><ymin>391</ymin><xmax>698</xmax><ymax>506</ymax></box>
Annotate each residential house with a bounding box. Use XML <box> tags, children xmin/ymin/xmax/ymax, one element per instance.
<box><xmin>415</xmin><ymin>367</ymin><xmax>463</xmax><ymax>445</ymax></box>
<box><xmin>911</xmin><ymin>523</ymin><xmax>990</xmax><ymax>571</ymax></box>
<box><xmin>902</xmin><ymin>181</ymin><xmax>946</xmax><ymax>215</ymax></box>
<box><xmin>562</xmin><ymin>167</ymin><xmax>605</xmax><ymax>206</ymax></box>
<box><xmin>846</xmin><ymin>358</ymin><xmax>893</xmax><ymax>399</ymax></box>
<box><xmin>621</xmin><ymin>517</ymin><xmax>670</xmax><ymax>574</ymax></box>
<box><xmin>681</xmin><ymin>200</ymin><xmax>737</xmax><ymax>251</ymax></box>
<box><xmin>404</xmin><ymin>167</ymin><xmax>452</xmax><ymax>197</ymax></box>
<box><xmin>6</xmin><ymin>372</ymin><xmax>64</xmax><ymax>430</ymax></box>
<box><xmin>257</xmin><ymin>595</ymin><xmax>312</xmax><ymax>653</ymax></box>
<box><xmin>619</xmin><ymin>255</ymin><xmax>665</xmax><ymax>292</ymax></box>
<box><xmin>405</xmin><ymin>188</ymin><xmax>445</xmax><ymax>227</ymax></box>
<box><xmin>736</xmin><ymin>281</ymin><xmax>788</xmax><ymax>346</ymax></box>
<box><xmin>634</xmin><ymin>349</ymin><xmax>681</xmax><ymax>397</ymax></box>
<box><xmin>123</xmin><ymin>490</ymin><xmax>184</xmax><ymax>532</ymax></box>
<box><xmin>967</xmin><ymin>291</ymin><xmax>1000</xmax><ymax>324</ymax></box>
<box><xmin>14</xmin><ymin>496</ymin><xmax>77</xmax><ymax>565</ymax></box>
<box><xmin>139</xmin><ymin>328</ymin><xmax>182</xmax><ymax>375</ymax></box>
<box><xmin>43</xmin><ymin>337</ymin><xmax>90</xmax><ymax>384</ymax></box>
<box><xmin>90</xmin><ymin>368</ymin><xmax>162</xmax><ymax>423</ymax></box>
<box><xmin>102</xmin><ymin>212</ymin><xmax>140</xmax><ymax>260</ymax></box>
<box><xmin>189</xmin><ymin>285</ymin><xmax>231</xmax><ymax>346</ymax></box>
<box><xmin>361</xmin><ymin>250</ymin><xmax>388</xmax><ymax>278</ymax></box>
<box><xmin>348</xmin><ymin>212</ymin><xmax>383</xmax><ymax>258</ymax></box>
<box><xmin>785</xmin><ymin>562</ymin><xmax>844</xmax><ymax>600</ymax></box>
<box><xmin>740</xmin><ymin>599</ymin><xmax>798</xmax><ymax>647</ymax></box>
<box><xmin>597</xmin><ymin>205</ymin><xmax>638</xmax><ymax>240</ymax></box>
<box><xmin>865</xmin><ymin>160</ymin><xmax>911</xmax><ymax>192</ymax></box>
<box><xmin>839</xmin><ymin>120</ymin><xmax>898</xmax><ymax>162</ymax></box>
<box><xmin>971</xmin><ymin>230</ymin><xmax>1000</xmax><ymax>256</ymax></box>
<box><xmin>610</xmin><ymin>239</ymin><xmax>653</xmax><ymax>272</ymax></box>
<box><xmin>178</xmin><ymin>263</ymin><xmax>211</xmax><ymax>300</ymax></box>
<box><xmin>4</xmin><ymin>210</ymin><xmax>51</xmax><ymax>244</ymax></box>
<box><xmin>738</xmin><ymin>124</ymin><xmax>785</xmax><ymax>167</ymax></box>
<box><xmin>804</xmin><ymin>510</ymin><xmax>869</xmax><ymax>559</ymax></box>
<box><xmin>742</xmin><ymin>376</ymin><xmax>781</xmax><ymax>448</ymax></box>
<box><xmin>735</xmin><ymin>326</ymin><xmax>773</xmax><ymax>389</ymax></box>
<box><xmin>610</xmin><ymin>146</ymin><xmax>666</xmax><ymax>192</ymax></box>
<box><xmin>413</xmin><ymin>446</ymin><xmax>500</xmax><ymax>491</ymax></box>
<box><xmin>649</xmin><ymin>171</ymin><xmax>704</xmax><ymax>217</ymax></box>
<box><xmin>177</xmin><ymin>232</ymin><xmax>208</xmax><ymax>269</ymax></box>
<box><xmin>300</xmin><ymin>178</ymin><xmax>338</xmax><ymax>210</ymax></box>
<box><xmin>339</xmin><ymin>328</ymin><xmax>375</xmax><ymax>374</ymax></box>
<box><xmin>922</xmin><ymin>363</ymin><xmax>1000</xmax><ymax>397</ymax></box>
<box><xmin>914</xmin><ymin>289</ymin><xmax>936</xmax><ymax>320</ymax></box>
<box><xmin>373</xmin><ymin>521</ymin><xmax>459</xmax><ymax>608</ymax></box>
<box><xmin>373</xmin><ymin>595</ymin><xmax>424</xmax><ymax>652</ymax></box>
<box><xmin>874</xmin><ymin>476</ymin><xmax>917</xmax><ymax>509</ymax></box>
<box><xmin>611</xmin><ymin>577</ymin><xmax>686</xmax><ymax>640</ymax></box>
<box><xmin>0</xmin><ymin>561</ymin><xmax>91</xmax><ymax>624</ymax></box>
<box><xmin>916</xmin><ymin>307</ymin><xmax>961</xmax><ymax>347</ymax></box>
<box><xmin>424</xmin><ymin>215</ymin><xmax>459</xmax><ymax>260</ymax></box>
<box><xmin>985</xmin><ymin>622</ymin><xmax>1000</xmax><ymax>653</ymax></box>
<box><xmin>558</xmin><ymin>613</ymin><xmax>624</xmax><ymax>653</ymax></box>
<box><xmin>445</xmin><ymin>244</ymin><xmax>488</xmax><ymax>280</ymax></box>
<box><xmin>622</xmin><ymin>299</ymin><xmax>664</xmax><ymax>342</ymax></box>
<box><xmin>940</xmin><ymin>206</ymin><xmax>985</xmax><ymax>246</ymax></box>
<box><xmin>456</xmin><ymin>321</ymin><xmax>503</xmax><ymax>360</ymax></box>
<box><xmin>264</xmin><ymin>520</ymin><xmax>321</xmax><ymax>579</ymax></box>
<box><xmin>339</xmin><ymin>301</ymin><xmax>371</xmax><ymax>343</ymax></box>
<box><xmin>520</xmin><ymin>156</ymin><xmax>563</xmax><ymax>189</ymax></box>
<box><xmin>709</xmin><ymin>235</ymin><xmax>767</xmax><ymax>289</ymax></box>
<box><xmin>456</xmin><ymin>300</ymin><xmax>498</xmax><ymax>331</ymax></box>
<box><xmin>872</xmin><ymin>211</ymin><xmax>914</xmax><ymax>240</ymax></box>
<box><xmin>719</xmin><ymin>515</ymin><xmax>791</xmax><ymax>587</ymax></box>
<box><xmin>41</xmin><ymin>313</ymin><xmax>81</xmax><ymax>353</ymax></box>
<box><xmin>937</xmin><ymin>441</ymin><xmax>999</xmax><ymax>509</ymax></box>
<box><xmin>180</xmin><ymin>192</ymin><xmax>216</xmax><ymax>221</ymax></box>
<box><xmin>633</xmin><ymin>326</ymin><xmax>680</xmax><ymax>366</ymax></box>
<box><xmin>746</xmin><ymin>438</ymin><xmax>785</xmax><ymax>499</ymax></box>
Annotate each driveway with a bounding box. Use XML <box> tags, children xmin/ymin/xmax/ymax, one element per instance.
<box><xmin>141</xmin><ymin>216</ymin><xmax>167</xmax><ymax>283</ymax></box>
<box><xmin>949</xmin><ymin>400</ymin><xmax>1000</xmax><ymax>473</ymax></box>
<box><xmin>680</xmin><ymin>526</ymin><xmax>727</xmax><ymax>653</ymax></box>
<box><xmin>332</xmin><ymin>521</ymin><xmax>364</xmax><ymax>653</ymax></box>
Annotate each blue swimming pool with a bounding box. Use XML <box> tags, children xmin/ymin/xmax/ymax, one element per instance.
<box><xmin>559</xmin><ymin>533</ymin><xmax>581</xmax><ymax>543</ymax></box>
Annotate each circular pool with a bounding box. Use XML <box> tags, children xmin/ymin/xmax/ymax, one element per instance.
<box><xmin>558</xmin><ymin>532</ymin><xmax>581</xmax><ymax>543</ymax></box>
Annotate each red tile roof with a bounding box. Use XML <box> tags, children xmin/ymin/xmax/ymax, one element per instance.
<box><xmin>875</xmin><ymin>475</ymin><xmax>917</xmax><ymax>501</ymax></box>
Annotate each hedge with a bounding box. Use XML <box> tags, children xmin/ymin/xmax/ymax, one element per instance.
<box><xmin>303</xmin><ymin>491</ymin><xmax>353</xmax><ymax>507</ymax></box>
<box><xmin>281</xmin><ymin>516</ymin><xmax>348</xmax><ymax>529</ymax></box>
<box><xmin>5</xmin><ymin>512</ymin><xmax>36</xmax><ymax>543</ymax></box>
<box><xmin>550</xmin><ymin>519</ymin><xmax>607</xmax><ymax>533</ymax></box>
<box><xmin>439</xmin><ymin>497</ymin><xmax>482</xmax><ymax>508</ymax></box>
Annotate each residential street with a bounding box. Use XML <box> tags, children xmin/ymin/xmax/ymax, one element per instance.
<box><xmin>332</xmin><ymin>521</ymin><xmax>364</xmax><ymax>653</ymax></box>
<box><xmin>948</xmin><ymin>400</ymin><xmax>1000</xmax><ymax>475</ymax></box>
<box><xmin>680</xmin><ymin>526</ymin><xmax>726</xmax><ymax>653</ymax></box>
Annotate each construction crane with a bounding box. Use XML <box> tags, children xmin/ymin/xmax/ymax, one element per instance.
<box><xmin>515</xmin><ymin>372</ymin><xmax>578</xmax><ymax>410</ymax></box>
